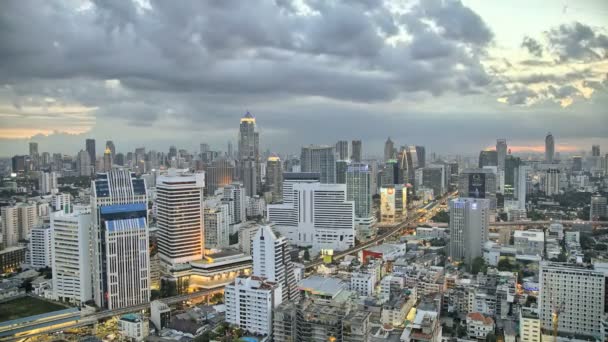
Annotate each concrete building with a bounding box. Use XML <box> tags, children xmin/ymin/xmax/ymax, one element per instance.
<box><xmin>384</xmin><ymin>137</ymin><xmax>395</xmax><ymax>162</ymax></box>
<box><xmin>336</xmin><ymin>140</ymin><xmax>349</xmax><ymax>161</ymax></box>
<box><xmin>514</xmin><ymin>230</ymin><xmax>544</xmax><ymax>256</ymax></box>
<box><xmin>590</xmin><ymin>195</ymin><xmax>607</xmax><ymax>221</ymax></box>
<box><xmin>118</xmin><ymin>314</ymin><xmax>148</xmax><ymax>342</ymax></box>
<box><xmin>225</xmin><ymin>276</ymin><xmax>282</xmax><ymax>336</ymax></box>
<box><xmin>544</xmin><ymin>168</ymin><xmax>561</xmax><ymax>196</ymax></box>
<box><xmin>351</xmin><ymin>140</ymin><xmax>362</xmax><ymax>162</ymax></box>
<box><xmin>466</xmin><ymin>312</ymin><xmax>494</xmax><ymax>340</ymax></box>
<box><xmin>39</xmin><ymin>171</ymin><xmax>58</xmax><ymax>194</ymax></box>
<box><xmin>156</xmin><ymin>171</ymin><xmax>205</xmax><ymax>265</ymax></box>
<box><xmin>539</xmin><ymin>262</ymin><xmax>605</xmax><ymax>338</ymax></box>
<box><xmin>252</xmin><ymin>225</ymin><xmax>298</xmax><ymax>302</ymax></box>
<box><xmin>449</xmin><ymin>198</ymin><xmax>490</xmax><ymax>264</ymax></box>
<box><xmin>223</xmin><ymin>183</ymin><xmax>247</xmax><ymax>224</ymax></box>
<box><xmin>203</xmin><ymin>202</ymin><xmax>230</xmax><ymax>249</ymax></box>
<box><xmin>496</xmin><ymin>139</ymin><xmax>507</xmax><ymax>170</ymax></box>
<box><xmin>346</xmin><ymin>163</ymin><xmax>374</xmax><ymax>237</ymax></box>
<box><xmin>545</xmin><ymin>133</ymin><xmax>555</xmax><ymax>163</ymax></box>
<box><xmin>150</xmin><ymin>300</ymin><xmax>171</xmax><ymax>331</ymax></box>
<box><xmin>91</xmin><ymin>169</ymin><xmax>150</xmax><ymax>310</ymax></box>
<box><xmin>205</xmin><ymin>158</ymin><xmax>234</xmax><ymax>196</ymax></box>
<box><xmin>266</xmin><ymin>156</ymin><xmax>283</xmax><ymax>203</ymax></box>
<box><xmin>380</xmin><ymin>185</ymin><xmax>407</xmax><ymax>224</ymax></box>
<box><xmin>238</xmin><ymin>112</ymin><xmax>260</xmax><ymax>197</ymax></box>
<box><xmin>267</xmin><ymin>179</ymin><xmax>355</xmax><ymax>253</ymax></box>
<box><xmin>300</xmin><ymin>145</ymin><xmax>336</xmax><ymax>184</ymax></box>
<box><xmin>458</xmin><ymin>168</ymin><xmax>497</xmax><ymax>209</ymax></box>
<box><xmin>422</xmin><ymin>166</ymin><xmax>445</xmax><ymax>198</ymax></box>
<box><xmin>29</xmin><ymin>225</ymin><xmax>51</xmax><ymax>268</ymax></box>
<box><xmin>51</xmin><ymin>208</ymin><xmax>93</xmax><ymax>305</ymax></box>
<box><xmin>519</xmin><ymin>307</ymin><xmax>541</xmax><ymax>342</ymax></box>
<box><xmin>350</xmin><ymin>272</ymin><xmax>374</xmax><ymax>297</ymax></box>
<box><xmin>401</xmin><ymin>309</ymin><xmax>442</xmax><ymax>342</ymax></box>
<box><xmin>1</xmin><ymin>203</ymin><xmax>38</xmax><ymax>248</ymax></box>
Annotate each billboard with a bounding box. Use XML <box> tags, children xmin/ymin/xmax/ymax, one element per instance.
<box><xmin>468</xmin><ymin>173</ymin><xmax>486</xmax><ymax>198</ymax></box>
<box><xmin>381</xmin><ymin>187</ymin><xmax>396</xmax><ymax>221</ymax></box>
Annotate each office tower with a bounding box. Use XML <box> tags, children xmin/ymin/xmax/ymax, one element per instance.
<box><xmin>592</xmin><ymin>144</ymin><xmax>600</xmax><ymax>157</ymax></box>
<box><xmin>496</xmin><ymin>139</ymin><xmax>507</xmax><ymax>170</ymax></box>
<box><xmin>77</xmin><ymin>150</ymin><xmax>91</xmax><ymax>176</ymax></box>
<box><xmin>347</xmin><ymin>163</ymin><xmax>374</xmax><ymax>237</ymax></box>
<box><xmin>422</xmin><ymin>166</ymin><xmax>445</xmax><ymax>197</ymax></box>
<box><xmin>40</xmin><ymin>152</ymin><xmax>51</xmax><ymax>168</ymax></box>
<box><xmin>225</xmin><ymin>276</ymin><xmax>282</xmax><ymax>336</ymax></box>
<box><xmin>300</xmin><ymin>145</ymin><xmax>337</xmax><ymax>183</ymax></box>
<box><xmin>517</xmin><ymin>165</ymin><xmax>530</xmax><ymax>210</ymax></box>
<box><xmin>539</xmin><ymin>262</ymin><xmax>605</xmax><ymax>338</ymax></box>
<box><xmin>448</xmin><ymin>198</ymin><xmax>490</xmax><ymax>264</ymax></box>
<box><xmin>267</xmin><ymin>178</ymin><xmax>355</xmax><ymax>252</ymax></box>
<box><xmin>200</xmin><ymin>143</ymin><xmax>210</xmax><ymax>155</ymax></box>
<box><xmin>382</xmin><ymin>159</ymin><xmax>400</xmax><ymax>186</ymax></box>
<box><xmin>266</xmin><ymin>156</ymin><xmax>283</xmax><ymax>203</ymax></box>
<box><xmin>590</xmin><ymin>195</ymin><xmax>608</xmax><ymax>221</ymax></box>
<box><xmin>544</xmin><ymin>168</ymin><xmax>560</xmax><ymax>196</ymax></box>
<box><xmin>478</xmin><ymin>150</ymin><xmax>498</xmax><ymax>168</ymax></box>
<box><xmin>336</xmin><ymin>140</ymin><xmax>349</xmax><ymax>160</ymax></box>
<box><xmin>351</xmin><ymin>140</ymin><xmax>362</xmax><ymax>162</ymax></box>
<box><xmin>103</xmin><ymin>147</ymin><xmax>113</xmax><ymax>172</ymax></box>
<box><xmin>572</xmin><ymin>156</ymin><xmax>582</xmax><ymax>172</ymax></box>
<box><xmin>227</xmin><ymin>141</ymin><xmax>233</xmax><ymax>158</ymax></box>
<box><xmin>51</xmin><ymin>208</ymin><xmax>93</xmax><ymax>304</ymax></box>
<box><xmin>39</xmin><ymin>171</ymin><xmax>58</xmax><ymax>194</ymax></box>
<box><xmin>368</xmin><ymin>160</ymin><xmax>379</xmax><ymax>196</ymax></box>
<box><xmin>11</xmin><ymin>155</ymin><xmax>27</xmax><ymax>174</ymax></box>
<box><xmin>156</xmin><ymin>171</ymin><xmax>205</xmax><ymax>265</ymax></box>
<box><xmin>384</xmin><ymin>137</ymin><xmax>395</xmax><ymax>162</ymax></box>
<box><xmin>114</xmin><ymin>153</ymin><xmax>125</xmax><ymax>166</ymax></box>
<box><xmin>168</xmin><ymin>146</ymin><xmax>177</xmax><ymax>161</ymax></box>
<box><xmin>91</xmin><ymin>169</ymin><xmax>150</xmax><ymax>310</ymax></box>
<box><xmin>238</xmin><ymin>111</ymin><xmax>260</xmax><ymax>196</ymax></box>
<box><xmin>29</xmin><ymin>225</ymin><xmax>51</xmax><ymax>268</ymax></box>
<box><xmin>504</xmin><ymin>155</ymin><xmax>521</xmax><ymax>190</ymax></box>
<box><xmin>204</xmin><ymin>203</ymin><xmax>230</xmax><ymax>249</ymax></box>
<box><xmin>335</xmin><ymin>160</ymin><xmax>348</xmax><ymax>184</ymax></box>
<box><xmin>29</xmin><ymin>141</ymin><xmax>39</xmax><ymax>157</ymax></box>
<box><xmin>545</xmin><ymin>133</ymin><xmax>554</xmax><ymax>162</ymax></box>
<box><xmin>85</xmin><ymin>138</ymin><xmax>96</xmax><ymax>166</ymax></box>
<box><xmin>458</xmin><ymin>169</ymin><xmax>497</xmax><ymax>209</ymax></box>
<box><xmin>380</xmin><ymin>185</ymin><xmax>407</xmax><ymax>223</ymax></box>
<box><xmin>105</xmin><ymin>140</ymin><xmax>116</xmax><ymax>160</ymax></box>
<box><xmin>416</xmin><ymin>146</ymin><xmax>426</xmax><ymax>168</ymax></box>
<box><xmin>252</xmin><ymin>225</ymin><xmax>298</xmax><ymax>302</ymax></box>
<box><xmin>223</xmin><ymin>183</ymin><xmax>247</xmax><ymax>224</ymax></box>
<box><xmin>205</xmin><ymin>158</ymin><xmax>234</xmax><ymax>196</ymax></box>
<box><xmin>398</xmin><ymin>145</ymin><xmax>419</xmax><ymax>186</ymax></box>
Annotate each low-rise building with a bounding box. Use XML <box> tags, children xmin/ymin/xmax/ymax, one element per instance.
<box><xmin>118</xmin><ymin>314</ymin><xmax>149</xmax><ymax>341</ymax></box>
<box><xmin>466</xmin><ymin>312</ymin><xmax>494</xmax><ymax>340</ymax></box>
<box><xmin>351</xmin><ymin>272</ymin><xmax>374</xmax><ymax>297</ymax></box>
<box><xmin>225</xmin><ymin>276</ymin><xmax>281</xmax><ymax>336</ymax></box>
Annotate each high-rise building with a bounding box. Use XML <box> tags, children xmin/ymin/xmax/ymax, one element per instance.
<box><xmin>380</xmin><ymin>185</ymin><xmax>407</xmax><ymax>223</ymax></box>
<box><xmin>1</xmin><ymin>203</ymin><xmax>38</xmax><ymax>247</ymax></box>
<box><xmin>238</xmin><ymin>112</ymin><xmax>260</xmax><ymax>196</ymax></box>
<box><xmin>458</xmin><ymin>169</ymin><xmax>497</xmax><ymax>209</ymax></box>
<box><xmin>416</xmin><ymin>145</ymin><xmax>426</xmax><ymax>168</ymax></box>
<box><xmin>504</xmin><ymin>155</ymin><xmax>521</xmax><ymax>190</ymax></box>
<box><xmin>267</xmin><ymin>178</ymin><xmax>355</xmax><ymax>253</ymax></box>
<box><xmin>223</xmin><ymin>182</ymin><xmax>247</xmax><ymax>224</ymax></box>
<box><xmin>478</xmin><ymin>150</ymin><xmax>498</xmax><ymax>168</ymax></box>
<box><xmin>156</xmin><ymin>171</ymin><xmax>205</xmax><ymax>265</ymax></box>
<box><xmin>252</xmin><ymin>225</ymin><xmax>298</xmax><ymax>302</ymax></box>
<box><xmin>422</xmin><ymin>166</ymin><xmax>445</xmax><ymax>198</ymax></box>
<box><xmin>11</xmin><ymin>155</ymin><xmax>28</xmax><ymax>174</ymax></box>
<box><xmin>266</xmin><ymin>156</ymin><xmax>283</xmax><ymax>203</ymax></box>
<box><xmin>346</xmin><ymin>163</ymin><xmax>374</xmax><ymax>237</ymax></box>
<box><xmin>39</xmin><ymin>171</ymin><xmax>58</xmax><ymax>194</ymax></box>
<box><xmin>205</xmin><ymin>158</ymin><xmax>234</xmax><ymax>196</ymax></box>
<box><xmin>77</xmin><ymin>150</ymin><xmax>91</xmax><ymax>176</ymax></box>
<box><xmin>384</xmin><ymin>137</ymin><xmax>395</xmax><ymax>162</ymax></box>
<box><xmin>448</xmin><ymin>198</ymin><xmax>490</xmax><ymax>265</ymax></box>
<box><xmin>86</xmin><ymin>138</ymin><xmax>96</xmax><ymax>166</ymax></box>
<box><xmin>29</xmin><ymin>225</ymin><xmax>51</xmax><ymax>269</ymax></box>
<box><xmin>300</xmin><ymin>145</ymin><xmax>336</xmax><ymax>184</ymax></box>
<box><xmin>335</xmin><ymin>160</ymin><xmax>348</xmax><ymax>184</ymax></box>
<box><xmin>203</xmin><ymin>202</ymin><xmax>230</xmax><ymax>249</ymax></box>
<box><xmin>539</xmin><ymin>262</ymin><xmax>605</xmax><ymax>338</ymax></box>
<box><xmin>545</xmin><ymin>133</ymin><xmax>555</xmax><ymax>163</ymax></box>
<box><xmin>517</xmin><ymin>165</ymin><xmax>531</xmax><ymax>210</ymax></box>
<box><xmin>29</xmin><ymin>141</ymin><xmax>39</xmax><ymax>157</ymax></box>
<box><xmin>592</xmin><ymin>144</ymin><xmax>600</xmax><ymax>157</ymax></box>
<box><xmin>382</xmin><ymin>159</ymin><xmax>400</xmax><ymax>186</ymax></box>
<box><xmin>225</xmin><ymin>276</ymin><xmax>282</xmax><ymax>336</ymax></box>
<box><xmin>351</xmin><ymin>140</ymin><xmax>362</xmax><ymax>162</ymax></box>
<box><xmin>105</xmin><ymin>140</ymin><xmax>116</xmax><ymax>161</ymax></box>
<box><xmin>543</xmin><ymin>168</ymin><xmax>560</xmax><ymax>196</ymax></box>
<box><xmin>336</xmin><ymin>140</ymin><xmax>349</xmax><ymax>160</ymax></box>
<box><xmin>590</xmin><ymin>195</ymin><xmax>607</xmax><ymax>221</ymax></box>
<box><xmin>51</xmin><ymin>207</ymin><xmax>93</xmax><ymax>305</ymax></box>
<box><xmin>103</xmin><ymin>147</ymin><xmax>113</xmax><ymax>172</ymax></box>
<box><xmin>496</xmin><ymin>139</ymin><xmax>507</xmax><ymax>170</ymax></box>
<box><xmin>91</xmin><ymin>169</ymin><xmax>150</xmax><ymax>310</ymax></box>
<box><xmin>572</xmin><ymin>156</ymin><xmax>583</xmax><ymax>172</ymax></box>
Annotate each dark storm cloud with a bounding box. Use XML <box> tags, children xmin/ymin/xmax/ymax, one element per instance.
<box><xmin>521</xmin><ymin>36</ymin><xmax>544</xmax><ymax>57</ymax></box>
<box><xmin>546</xmin><ymin>21</ymin><xmax>608</xmax><ymax>62</ymax></box>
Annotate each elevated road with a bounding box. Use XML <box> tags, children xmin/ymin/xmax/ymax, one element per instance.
<box><xmin>420</xmin><ymin>220</ymin><xmax>608</xmax><ymax>228</ymax></box>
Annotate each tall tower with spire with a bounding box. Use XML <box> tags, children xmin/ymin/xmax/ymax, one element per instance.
<box><xmin>384</xmin><ymin>137</ymin><xmax>394</xmax><ymax>162</ymax></box>
<box><xmin>238</xmin><ymin>112</ymin><xmax>260</xmax><ymax>196</ymax></box>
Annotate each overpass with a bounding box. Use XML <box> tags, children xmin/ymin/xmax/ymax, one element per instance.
<box><xmin>419</xmin><ymin>220</ymin><xmax>608</xmax><ymax>228</ymax></box>
<box><xmin>2</xmin><ymin>287</ymin><xmax>223</xmax><ymax>342</ymax></box>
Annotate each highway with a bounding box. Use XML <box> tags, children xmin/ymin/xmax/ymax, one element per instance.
<box><xmin>3</xmin><ymin>287</ymin><xmax>223</xmax><ymax>342</ymax></box>
<box><xmin>420</xmin><ymin>220</ymin><xmax>608</xmax><ymax>228</ymax></box>
<box><xmin>304</xmin><ymin>191</ymin><xmax>455</xmax><ymax>271</ymax></box>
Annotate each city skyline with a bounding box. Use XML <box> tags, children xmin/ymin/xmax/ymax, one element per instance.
<box><xmin>1</xmin><ymin>0</ymin><xmax>607</xmax><ymax>156</ymax></box>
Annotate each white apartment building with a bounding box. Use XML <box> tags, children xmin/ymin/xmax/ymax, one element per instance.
<box><xmin>51</xmin><ymin>208</ymin><xmax>93</xmax><ymax>305</ymax></box>
<box><xmin>39</xmin><ymin>171</ymin><xmax>58</xmax><ymax>194</ymax></box>
<box><xmin>449</xmin><ymin>198</ymin><xmax>490</xmax><ymax>265</ymax></box>
<box><xmin>1</xmin><ymin>203</ymin><xmax>38</xmax><ymax>247</ymax></box>
<box><xmin>223</xmin><ymin>183</ymin><xmax>247</xmax><ymax>224</ymax></box>
<box><xmin>239</xmin><ymin>223</ymin><xmax>261</xmax><ymax>255</ymax></box>
<box><xmin>204</xmin><ymin>202</ymin><xmax>230</xmax><ymax>249</ymax></box>
<box><xmin>519</xmin><ymin>307</ymin><xmax>541</xmax><ymax>342</ymax></box>
<box><xmin>225</xmin><ymin>276</ymin><xmax>282</xmax><ymax>336</ymax></box>
<box><xmin>380</xmin><ymin>274</ymin><xmax>405</xmax><ymax>302</ymax></box>
<box><xmin>246</xmin><ymin>195</ymin><xmax>266</xmax><ymax>218</ymax></box>
<box><xmin>91</xmin><ymin>169</ymin><xmax>151</xmax><ymax>310</ymax></box>
<box><xmin>514</xmin><ymin>230</ymin><xmax>544</xmax><ymax>256</ymax></box>
<box><xmin>118</xmin><ymin>314</ymin><xmax>149</xmax><ymax>342</ymax></box>
<box><xmin>350</xmin><ymin>272</ymin><xmax>374</xmax><ymax>297</ymax></box>
<box><xmin>29</xmin><ymin>225</ymin><xmax>51</xmax><ymax>268</ymax></box>
<box><xmin>466</xmin><ymin>312</ymin><xmax>494</xmax><ymax>340</ymax></box>
<box><xmin>252</xmin><ymin>225</ymin><xmax>298</xmax><ymax>302</ymax></box>
<box><xmin>539</xmin><ymin>262</ymin><xmax>605</xmax><ymax>338</ymax></box>
<box><xmin>267</xmin><ymin>180</ymin><xmax>355</xmax><ymax>253</ymax></box>
<box><xmin>52</xmin><ymin>193</ymin><xmax>71</xmax><ymax>212</ymax></box>
<box><xmin>156</xmin><ymin>171</ymin><xmax>205</xmax><ymax>265</ymax></box>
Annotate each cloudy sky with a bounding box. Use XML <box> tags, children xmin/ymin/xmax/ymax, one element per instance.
<box><xmin>1</xmin><ymin>0</ymin><xmax>607</xmax><ymax>157</ymax></box>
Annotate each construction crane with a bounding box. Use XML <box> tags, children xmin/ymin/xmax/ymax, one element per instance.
<box><xmin>551</xmin><ymin>296</ymin><xmax>565</xmax><ymax>342</ymax></box>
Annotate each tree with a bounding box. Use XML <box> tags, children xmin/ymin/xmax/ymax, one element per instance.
<box><xmin>485</xmin><ymin>332</ymin><xmax>497</xmax><ymax>342</ymax></box>
<box><xmin>594</xmin><ymin>243</ymin><xmax>607</xmax><ymax>251</ymax></box>
<box><xmin>432</xmin><ymin>210</ymin><xmax>450</xmax><ymax>223</ymax></box>
<box><xmin>303</xmin><ymin>249</ymin><xmax>311</xmax><ymax>261</ymax></box>
<box><xmin>471</xmin><ymin>257</ymin><xmax>487</xmax><ymax>275</ymax></box>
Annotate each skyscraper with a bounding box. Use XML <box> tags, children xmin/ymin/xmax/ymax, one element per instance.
<box><xmin>39</xmin><ymin>171</ymin><xmax>58</xmax><ymax>194</ymax></box>
<box><xmin>384</xmin><ymin>137</ymin><xmax>395</xmax><ymax>162</ymax></box>
<box><xmin>77</xmin><ymin>150</ymin><xmax>91</xmax><ymax>176</ymax></box>
<box><xmin>105</xmin><ymin>140</ymin><xmax>116</xmax><ymax>161</ymax></box>
<box><xmin>266</xmin><ymin>156</ymin><xmax>283</xmax><ymax>203</ymax></box>
<box><xmin>91</xmin><ymin>169</ymin><xmax>150</xmax><ymax>310</ymax></box>
<box><xmin>156</xmin><ymin>171</ymin><xmax>205</xmax><ymax>265</ymax></box>
<box><xmin>29</xmin><ymin>141</ymin><xmax>39</xmax><ymax>157</ymax></box>
<box><xmin>351</xmin><ymin>140</ymin><xmax>362</xmax><ymax>162</ymax></box>
<box><xmin>448</xmin><ymin>198</ymin><xmax>490</xmax><ymax>265</ymax></box>
<box><xmin>458</xmin><ymin>168</ymin><xmax>497</xmax><ymax>209</ymax></box>
<box><xmin>415</xmin><ymin>145</ymin><xmax>426</xmax><ymax>168</ymax></box>
<box><xmin>252</xmin><ymin>225</ymin><xmax>298</xmax><ymax>302</ymax></box>
<box><xmin>86</xmin><ymin>138</ymin><xmax>96</xmax><ymax>166</ymax></box>
<box><xmin>544</xmin><ymin>168</ymin><xmax>560</xmax><ymax>196</ymax></box>
<box><xmin>592</xmin><ymin>144</ymin><xmax>600</xmax><ymax>157</ymax></box>
<box><xmin>380</xmin><ymin>185</ymin><xmax>407</xmax><ymax>223</ymax></box>
<box><xmin>205</xmin><ymin>158</ymin><xmax>234</xmax><ymax>196</ymax></box>
<box><xmin>238</xmin><ymin>112</ymin><xmax>260</xmax><ymax>196</ymax></box>
<box><xmin>496</xmin><ymin>139</ymin><xmax>507</xmax><ymax>170</ymax></box>
<box><xmin>346</xmin><ymin>163</ymin><xmax>374</xmax><ymax>237</ymax></box>
<box><xmin>336</xmin><ymin>140</ymin><xmax>349</xmax><ymax>160</ymax></box>
<box><xmin>335</xmin><ymin>159</ymin><xmax>348</xmax><ymax>184</ymax></box>
<box><xmin>478</xmin><ymin>150</ymin><xmax>498</xmax><ymax>168</ymax></box>
<box><xmin>300</xmin><ymin>145</ymin><xmax>336</xmax><ymax>184</ymax></box>
<box><xmin>103</xmin><ymin>147</ymin><xmax>113</xmax><ymax>172</ymax></box>
<box><xmin>590</xmin><ymin>195</ymin><xmax>607</xmax><ymax>221</ymax></box>
<box><xmin>545</xmin><ymin>133</ymin><xmax>554</xmax><ymax>163</ymax></box>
